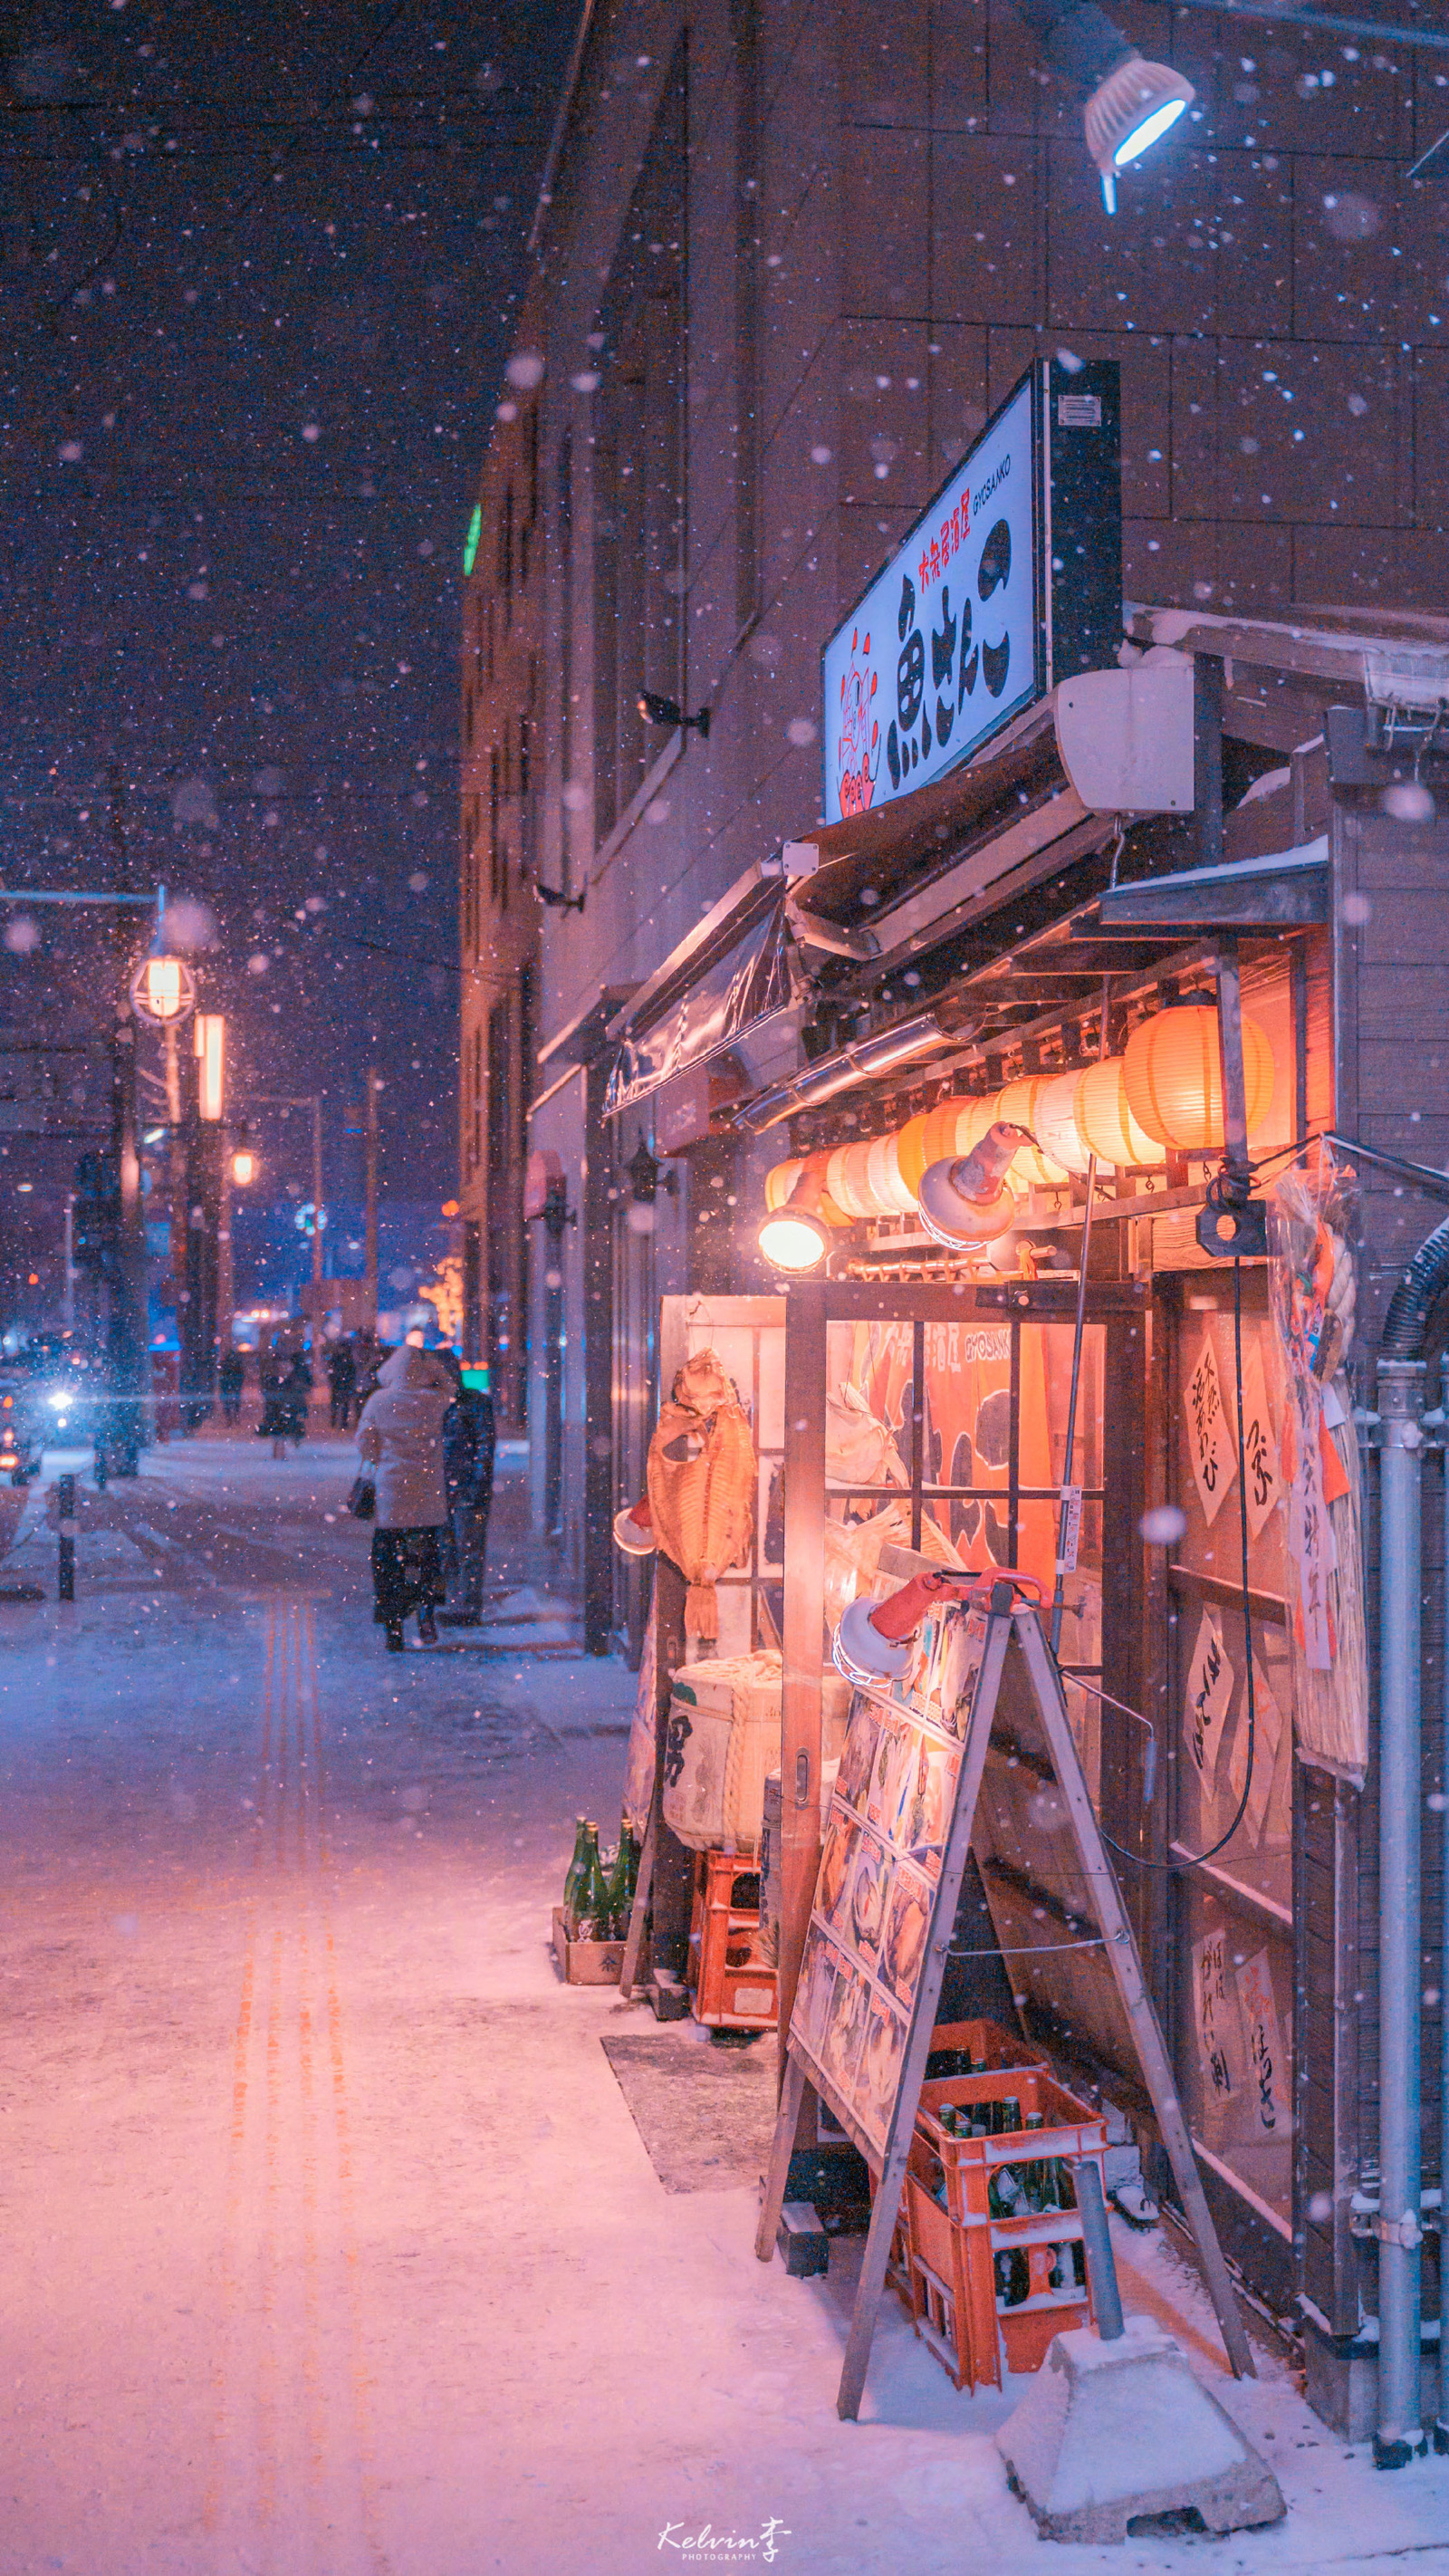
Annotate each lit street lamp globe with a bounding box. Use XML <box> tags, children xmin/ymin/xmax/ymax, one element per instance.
<box><xmin>130</xmin><ymin>954</ymin><xmax>197</xmax><ymax>1025</ymax></box>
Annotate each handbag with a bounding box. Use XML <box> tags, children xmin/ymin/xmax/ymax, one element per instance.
<box><xmin>348</xmin><ymin>1473</ymin><xmax>376</xmax><ymax>1522</ymax></box>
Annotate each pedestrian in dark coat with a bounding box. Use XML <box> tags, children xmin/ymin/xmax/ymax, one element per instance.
<box><xmin>327</xmin><ymin>1338</ymin><xmax>358</xmax><ymax>1429</ymax></box>
<box><xmin>356</xmin><ymin>1344</ymin><xmax>453</xmax><ymax>1650</ymax></box>
<box><xmin>218</xmin><ymin>1345</ymin><xmax>245</xmax><ymax>1426</ymax></box>
<box><xmin>440</xmin><ymin>1358</ymin><xmax>496</xmax><ymax>1622</ymax></box>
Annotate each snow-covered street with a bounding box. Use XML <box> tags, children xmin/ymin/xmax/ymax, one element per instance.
<box><xmin>2</xmin><ymin>1434</ymin><xmax>1447</xmax><ymax>2576</ymax></box>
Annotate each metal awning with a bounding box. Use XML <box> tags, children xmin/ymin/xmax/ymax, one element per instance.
<box><xmin>601</xmin><ymin>864</ymin><xmax>800</xmax><ymax>1119</ymax></box>
<box><xmin>1086</xmin><ymin>836</ymin><xmax>1329</xmax><ymax>934</ymax></box>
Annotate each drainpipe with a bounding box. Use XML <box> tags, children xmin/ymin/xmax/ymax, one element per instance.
<box><xmin>1372</xmin><ymin>1214</ymin><xmax>1449</xmax><ymax>2467</ymax></box>
<box><xmin>1441</xmin><ymin>1350</ymin><xmax>1449</xmax><ymax>2455</ymax></box>
<box><xmin>1374</xmin><ymin>1354</ymin><xmax>1427</xmax><ymax>2467</ymax></box>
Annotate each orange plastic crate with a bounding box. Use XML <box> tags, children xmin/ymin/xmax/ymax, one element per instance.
<box><xmin>686</xmin><ymin>1850</ymin><xmax>778</xmax><ymax>2031</ymax></box>
<box><xmin>910</xmin><ymin>2063</ymin><xmax>1108</xmax><ymax>2389</ymax></box>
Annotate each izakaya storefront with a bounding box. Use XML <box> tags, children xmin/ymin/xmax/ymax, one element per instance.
<box><xmin>602</xmin><ymin>360</ymin><xmax>1449</xmax><ymax>2438</ymax></box>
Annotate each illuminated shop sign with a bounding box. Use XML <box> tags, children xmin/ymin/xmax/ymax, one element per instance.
<box><xmin>820</xmin><ymin>360</ymin><xmax>1122</xmax><ymax>827</ymax></box>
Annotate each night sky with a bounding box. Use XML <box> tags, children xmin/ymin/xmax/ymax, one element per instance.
<box><xmin>1</xmin><ymin>0</ymin><xmax>575</xmax><ymax>1304</ymax></box>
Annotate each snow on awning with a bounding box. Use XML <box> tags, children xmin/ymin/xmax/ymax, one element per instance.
<box><xmin>601</xmin><ymin>866</ymin><xmax>801</xmax><ymax>1120</ymax></box>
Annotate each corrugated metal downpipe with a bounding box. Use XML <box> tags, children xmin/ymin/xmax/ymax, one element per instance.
<box><xmin>1372</xmin><ymin>1211</ymin><xmax>1449</xmax><ymax>2466</ymax></box>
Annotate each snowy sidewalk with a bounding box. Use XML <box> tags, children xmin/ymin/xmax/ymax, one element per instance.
<box><xmin>0</xmin><ymin>1443</ymin><xmax>1447</xmax><ymax>2574</ymax></box>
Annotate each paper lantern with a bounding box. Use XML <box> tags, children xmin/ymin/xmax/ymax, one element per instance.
<box><xmin>764</xmin><ymin>1158</ymin><xmax>805</xmax><ymax>1211</ymax></box>
<box><xmin>1074</xmin><ymin>1057</ymin><xmax>1167</xmax><ymax>1170</ymax></box>
<box><xmin>995</xmin><ymin>1075</ymin><xmax>1071</xmax><ymax>1188</ymax></box>
<box><xmin>892</xmin><ymin>1111</ymin><xmax>936</xmax><ymax>1198</ymax></box>
<box><xmin>1034</xmin><ymin>1071</ymin><xmax>1094</xmax><ymax>1177</ymax></box>
<box><xmin>825</xmin><ymin>1144</ymin><xmax>871</xmax><ymax>1220</ymax></box>
<box><xmin>866</xmin><ymin>1131</ymin><xmax>916</xmax><ymax>1215</ymax></box>
<box><xmin>1124</xmin><ymin>1003</ymin><xmax>1275</xmax><ymax>1150</ymax></box>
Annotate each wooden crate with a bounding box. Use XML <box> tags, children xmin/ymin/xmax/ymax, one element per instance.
<box><xmin>551</xmin><ymin>1905</ymin><xmax>625</xmax><ymax>1986</ymax></box>
<box><xmin>686</xmin><ymin>1850</ymin><xmax>777</xmax><ymax>2030</ymax></box>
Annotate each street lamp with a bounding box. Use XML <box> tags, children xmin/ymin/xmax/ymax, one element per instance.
<box><xmin>1015</xmin><ymin>0</ymin><xmax>1195</xmax><ymax>211</ymax></box>
<box><xmin>129</xmin><ymin>952</ymin><xmax>196</xmax><ymax>1025</ymax></box>
<box><xmin>231</xmin><ymin>1146</ymin><xmax>255</xmax><ymax>1187</ymax></box>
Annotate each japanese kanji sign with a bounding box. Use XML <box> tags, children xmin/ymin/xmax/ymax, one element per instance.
<box><xmin>1185</xmin><ymin>1606</ymin><xmax>1234</xmax><ymax>1786</ymax></box>
<box><xmin>1185</xmin><ymin>1331</ymin><xmax>1237</xmax><ymax>1528</ymax></box>
<box><xmin>1238</xmin><ymin>1334</ymin><xmax>1281</xmax><ymax>1540</ymax></box>
<box><xmin>1192</xmin><ymin>1927</ymin><xmax>1239</xmax><ymax>2106</ymax></box>
<box><xmin>820</xmin><ymin>378</ymin><xmax>1038</xmax><ymax>822</ymax></box>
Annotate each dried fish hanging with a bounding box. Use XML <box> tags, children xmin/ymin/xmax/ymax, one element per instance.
<box><xmin>1267</xmin><ymin>1146</ymin><xmax>1368</xmax><ymax>1782</ymax></box>
<box><xmin>646</xmin><ymin>1349</ymin><xmax>757</xmax><ymax>1645</ymax></box>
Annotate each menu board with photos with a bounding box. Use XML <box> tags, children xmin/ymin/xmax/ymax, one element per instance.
<box><xmin>788</xmin><ymin>1593</ymin><xmax>991</xmax><ymax>2164</ymax></box>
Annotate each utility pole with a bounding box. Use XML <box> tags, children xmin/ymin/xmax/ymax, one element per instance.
<box><xmin>106</xmin><ymin>765</ymin><xmax>149</xmax><ymax>1472</ymax></box>
<box><xmin>312</xmin><ymin>1095</ymin><xmax>324</xmax><ymax>1296</ymax></box>
<box><xmin>364</xmin><ymin>1069</ymin><xmax>379</xmax><ymax>1329</ymax></box>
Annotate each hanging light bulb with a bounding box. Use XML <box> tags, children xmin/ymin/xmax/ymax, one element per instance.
<box><xmin>916</xmin><ymin>1121</ymin><xmax>1027</xmax><ymax>1251</ymax></box>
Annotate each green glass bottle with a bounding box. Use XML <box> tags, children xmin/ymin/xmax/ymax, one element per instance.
<box><xmin>570</xmin><ymin>1821</ymin><xmax>606</xmax><ymax>1937</ymax></box>
<box><xmin>562</xmin><ymin>1816</ymin><xmax>590</xmax><ymax>1923</ymax></box>
<box><xmin>605</xmin><ymin>1834</ymin><xmax>633</xmax><ymax>1936</ymax></box>
<box><xmin>938</xmin><ymin>2103</ymin><xmax>958</xmax><ymax>2138</ymax></box>
<box><xmin>1002</xmin><ymin>2094</ymin><xmax>1022</xmax><ymax>2134</ymax></box>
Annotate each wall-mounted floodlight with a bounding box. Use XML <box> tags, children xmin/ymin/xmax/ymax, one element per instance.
<box><xmin>638</xmin><ymin>690</ymin><xmax>711</xmax><ymax>742</ymax></box>
<box><xmin>1016</xmin><ymin>0</ymin><xmax>1195</xmax><ymax>211</ymax></box>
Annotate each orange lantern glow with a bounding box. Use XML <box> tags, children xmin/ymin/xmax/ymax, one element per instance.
<box><xmin>1123</xmin><ymin>1003</ymin><xmax>1275</xmax><ymax>1150</ymax></box>
<box><xmin>1074</xmin><ymin>1057</ymin><xmax>1167</xmax><ymax>1170</ymax></box>
<box><xmin>995</xmin><ymin>1075</ymin><xmax>1070</xmax><ymax>1187</ymax></box>
<box><xmin>892</xmin><ymin>1111</ymin><xmax>935</xmax><ymax>1198</ymax></box>
<box><xmin>764</xmin><ymin>1158</ymin><xmax>805</xmax><ymax>1211</ymax></box>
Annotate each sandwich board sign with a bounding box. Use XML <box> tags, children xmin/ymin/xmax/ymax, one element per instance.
<box><xmin>755</xmin><ymin>1571</ymin><xmax>1252</xmax><ymax>2419</ymax></box>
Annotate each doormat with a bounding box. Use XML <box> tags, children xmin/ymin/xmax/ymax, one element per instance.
<box><xmin>601</xmin><ymin>2030</ymin><xmax>777</xmax><ymax>2195</ymax></box>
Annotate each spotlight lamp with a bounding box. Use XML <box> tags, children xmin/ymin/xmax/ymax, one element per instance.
<box><xmin>1016</xmin><ymin>0</ymin><xmax>1194</xmax><ymax>212</ymax></box>
<box><xmin>757</xmin><ymin>1163</ymin><xmax>831</xmax><ymax>1274</ymax></box>
<box><xmin>1086</xmin><ymin>56</ymin><xmax>1195</xmax><ymax>211</ymax></box>
<box><xmin>916</xmin><ymin>1120</ymin><xmax>1027</xmax><ymax>1253</ymax></box>
<box><xmin>835</xmin><ymin>1569</ymin><xmax>980</xmax><ymax>1687</ymax></box>
<box><xmin>612</xmin><ymin>1495</ymin><xmax>657</xmax><ymax>1556</ymax></box>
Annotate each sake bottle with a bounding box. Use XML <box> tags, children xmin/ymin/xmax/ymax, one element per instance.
<box><xmin>569</xmin><ymin>1821</ymin><xmax>604</xmax><ymax>1937</ymax></box>
<box><xmin>562</xmin><ymin>1816</ymin><xmax>590</xmax><ymax>1923</ymax></box>
<box><xmin>605</xmin><ymin>1834</ymin><xmax>633</xmax><ymax>1935</ymax></box>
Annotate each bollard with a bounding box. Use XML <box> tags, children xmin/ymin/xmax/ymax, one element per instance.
<box><xmin>57</xmin><ymin>1471</ymin><xmax>76</xmax><ymax>1604</ymax></box>
<box><xmin>1070</xmin><ymin>2157</ymin><xmax>1124</xmax><ymax>2341</ymax></box>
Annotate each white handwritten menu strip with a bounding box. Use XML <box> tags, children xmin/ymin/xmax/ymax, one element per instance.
<box><xmin>787</xmin><ymin>1598</ymin><xmax>987</xmax><ymax>2163</ymax></box>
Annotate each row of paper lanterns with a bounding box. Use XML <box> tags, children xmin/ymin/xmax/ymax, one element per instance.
<box><xmin>764</xmin><ymin>1002</ymin><xmax>1274</xmax><ymax>1228</ymax></box>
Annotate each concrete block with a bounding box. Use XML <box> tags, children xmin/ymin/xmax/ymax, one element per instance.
<box><xmin>1293</xmin><ymin>158</ymin><xmax>1403</xmax><ymax>345</ymax></box>
<box><xmin>996</xmin><ymin>2318</ymin><xmax>1286</xmax><ymax>2545</ymax></box>
<box><xmin>776</xmin><ymin>2198</ymin><xmax>830</xmax><ymax>2276</ymax></box>
<box><xmin>841</xmin><ymin>127</ymin><xmax>928</xmax><ymax>319</ymax></box>
<box><xmin>838</xmin><ymin>319</ymin><xmax>931</xmax><ymax>506</ymax></box>
<box><xmin>839</xmin><ymin>0</ymin><xmax>927</xmax><ymax>130</ymax></box>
